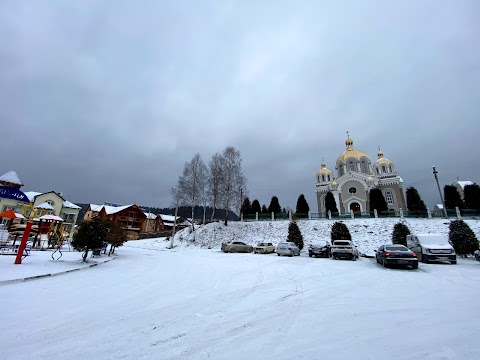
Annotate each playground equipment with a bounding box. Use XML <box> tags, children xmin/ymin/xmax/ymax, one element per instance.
<box><xmin>48</xmin><ymin>221</ymin><xmax>67</xmax><ymax>260</ymax></box>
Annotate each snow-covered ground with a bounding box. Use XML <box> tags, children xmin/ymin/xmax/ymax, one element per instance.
<box><xmin>174</xmin><ymin>218</ymin><xmax>480</xmax><ymax>256</ymax></box>
<box><xmin>1</xmin><ymin>231</ymin><xmax>480</xmax><ymax>360</ymax></box>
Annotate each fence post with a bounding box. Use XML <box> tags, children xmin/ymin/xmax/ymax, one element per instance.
<box><xmin>399</xmin><ymin>208</ymin><xmax>404</xmax><ymax>219</ymax></box>
<box><xmin>455</xmin><ymin>207</ymin><xmax>461</xmax><ymax>220</ymax></box>
<box><xmin>350</xmin><ymin>210</ymin><xmax>354</xmax><ymax>219</ymax></box>
<box><xmin>328</xmin><ymin>210</ymin><xmax>332</xmax><ymax>220</ymax></box>
<box><xmin>256</xmin><ymin>212</ymin><xmax>258</xmax><ymax>221</ymax></box>
<box><xmin>308</xmin><ymin>211</ymin><xmax>311</xmax><ymax>220</ymax></box>
<box><xmin>427</xmin><ymin>209</ymin><xmax>432</xmax><ymax>219</ymax></box>
<box><xmin>374</xmin><ymin>209</ymin><xmax>378</xmax><ymax>218</ymax></box>
<box><xmin>271</xmin><ymin>212</ymin><xmax>274</xmax><ymax>221</ymax></box>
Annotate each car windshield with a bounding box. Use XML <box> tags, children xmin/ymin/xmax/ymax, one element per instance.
<box><xmin>385</xmin><ymin>245</ymin><xmax>408</xmax><ymax>251</ymax></box>
<box><xmin>334</xmin><ymin>241</ymin><xmax>350</xmax><ymax>245</ymax></box>
<box><xmin>257</xmin><ymin>243</ymin><xmax>266</xmax><ymax>246</ymax></box>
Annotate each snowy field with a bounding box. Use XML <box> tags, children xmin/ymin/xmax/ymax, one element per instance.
<box><xmin>1</xmin><ymin>227</ymin><xmax>480</xmax><ymax>360</ymax></box>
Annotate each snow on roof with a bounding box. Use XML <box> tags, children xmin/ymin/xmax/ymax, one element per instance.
<box><xmin>24</xmin><ymin>191</ymin><xmax>42</xmax><ymax>202</ymax></box>
<box><xmin>0</xmin><ymin>170</ymin><xmax>24</xmax><ymax>186</ymax></box>
<box><xmin>144</xmin><ymin>212</ymin><xmax>157</xmax><ymax>220</ymax></box>
<box><xmin>35</xmin><ymin>202</ymin><xmax>54</xmax><ymax>210</ymax></box>
<box><xmin>89</xmin><ymin>204</ymin><xmax>103</xmax><ymax>212</ymax></box>
<box><xmin>105</xmin><ymin>204</ymin><xmax>134</xmax><ymax>215</ymax></box>
<box><xmin>435</xmin><ymin>204</ymin><xmax>444</xmax><ymax>209</ymax></box>
<box><xmin>159</xmin><ymin>214</ymin><xmax>179</xmax><ymax>222</ymax></box>
<box><xmin>63</xmin><ymin>200</ymin><xmax>81</xmax><ymax>209</ymax></box>
<box><xmin>455</xmin><ymin>181</ymin><xmax>474</xmax><ymax>189</ymax></box>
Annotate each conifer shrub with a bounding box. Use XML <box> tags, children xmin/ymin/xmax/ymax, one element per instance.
<box><xmin>392</xmin><ymin>222</ymin><xmax>411</xmax><ymax>246</ymax></box>
<box><xmin>288</xmin><ymin>221</ymin><xmax>304</xmax><ymax>250</ymax></box>
<box><xmin>330</xmin><ymin>221</ymin><xmax>351</xmax><ymax>242</ymax></box>
<box><xmin>449</xmin><ymin>220</ymin><xmax>479</xmax><ymax>257</ymax></box>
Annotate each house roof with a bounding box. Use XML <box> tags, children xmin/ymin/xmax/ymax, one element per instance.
<box><xmin>63</xmin><ymin>200</ymin><xmax>81</xmax><ymax>209</ymax></box>
<box><xmin>455</xmin><ymin>181</ymin><xmax>474</xmax><ymax>189</ymax></box>
<box><xmin>159</xmin><ymin>214</ymin><xmax>180</xmax><ymax>222</ymax></box>
<box><xmin>144</xmin><ymin>212</ymin><xmax>157</xmax><ymax>220</ymax></box>
<box><xmin>91</xmin><ymin>203</ymin><xmax>142</xmax><ymax>216</ymax></box>
<box><xmin>0</xmin><ymin>170</ymin><xmax>24</xmax><ymax>186</ymax></box>
<box><xmin>35</xmin><ymin>202</ymin><xmax>55</xmax><ymax>210</ymax></box>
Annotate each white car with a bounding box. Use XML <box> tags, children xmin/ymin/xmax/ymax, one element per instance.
<box><xmin>254</xmin><ymin>242</ymin><xmax>275</xmax><ymax>254</ymax></box>
<box><xmin>276</xmin><ymin>242</ymin><xmax>300</xmax><ymax>257</ymax></box>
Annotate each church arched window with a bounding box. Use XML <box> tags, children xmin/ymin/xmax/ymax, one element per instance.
<box><xmin>375</xmin><ymin>166</ymin><xmax>379</xmax><ymax>175</ymax></box>
<box><xmin>348</xmin><ymin>161</ymin><xmax>356</xmax><ymax>172</ymax></box>
<box><xmin>382</xmin><ymin>165</ymin><xmax>387</xmax><ymax>173</ymax></box>
<box><xmin>339</xmin><ymin>164</ymin><xmax>344</xmax><ymax>176</ymax></box>
<box><xmin>385</xmin><ymin>190</ymin><xmax>394</xmax><ymax>204</ymax></box>
<box><xmin>361</xmin><ymin>161</ymin><xmax>367</xmax><ymax>173</ymax></box>
<box><xmin>389</xmin><ymin>164</ymin><xmax>394</xmax><ymax>173</ymax></box>
<box><xmin>328</xmin><ymin>175</ymin><xmax>331</xmax><ymax>181</ymax></box>
<box><xmin>322</xmin><ymin>175</ymin><xmax>325</xmax><ymax>182</ymax></box>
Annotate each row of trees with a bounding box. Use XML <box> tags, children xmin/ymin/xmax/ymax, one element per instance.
<box><xmin>240</xmin><ymin>194</ymin><xmax>311</xmax><ymax>216</ymax></box>
<box><xmin>175</xmin><ymin>147</ymin><xmax>246</xmax><ymax>226</ymax></box>
<box><xmin>444</xmin><ymin>184</ymin><xmax>480</xmax><ymax>210</ymax></box>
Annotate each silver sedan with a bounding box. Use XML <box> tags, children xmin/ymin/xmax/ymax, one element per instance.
<box><xmin>276</xmin><ymin>242</ymin><xmax>300</xmax><ymax>257</ymax></box>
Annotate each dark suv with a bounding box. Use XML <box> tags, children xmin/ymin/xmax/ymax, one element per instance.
<box><xmin>308</xmin><ymin>240</ymin><xmax>331</xmax><ymax>258</ymax></box>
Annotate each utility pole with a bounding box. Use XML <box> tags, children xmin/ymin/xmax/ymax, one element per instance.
<box><xmin>432</xmin><ymin>166</ymin><xmax>448</xmax><ymax>218</ymax></box>
<box><xmin>170</xmin><ymin>187</ymin><xmax>179</xmax><ymax>249</ymax></box>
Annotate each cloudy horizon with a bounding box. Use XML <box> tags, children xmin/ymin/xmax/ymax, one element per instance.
<box><xmin>1</xmin><ymin>0</ymin><xmax>479</xmax><ymax>211</ymax></box>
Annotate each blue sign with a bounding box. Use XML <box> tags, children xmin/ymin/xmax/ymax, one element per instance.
<box><xmin>0</xmin><ymin>186</ymin><xmax>30</xmax><ymax>203</ymax></box>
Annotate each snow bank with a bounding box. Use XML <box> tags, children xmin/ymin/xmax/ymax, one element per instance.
<box><xmin>172</xmin><ymin>218</ymin><xmax>480</xmax><ymax>256</ymax></box>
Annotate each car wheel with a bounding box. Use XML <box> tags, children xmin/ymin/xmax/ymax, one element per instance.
<box><xmin>451</xmin><ymin>260</ymin><xmax>457</xmax><ymax>265</ymax></box>
<box><xmin>230</xmin><ymin>248</ymin><xmax>236</xmax><ymax>253</ymax></box>
<box><xmin>277</xmin><ymin>253</ymin><xmax>280</xmax><ymax>256</ymax></box>
<box><xmin>352</xmin><ymin>255</ymin><xmax>356</xmax><ymax>261</ymax></box>
<box><xmin>382</xmin><ymin>259</ymin><xmax>388</xmax><ymax>268</ymax></box>
<box><xmin>411</xmin><ymin>263</ymin><xmax>418</xmax><ymax>270</ymax></box>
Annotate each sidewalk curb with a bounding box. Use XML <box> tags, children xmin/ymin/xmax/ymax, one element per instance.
<box><xmin>0</xmin><ymin>256</ymin><xmax>116</xmax><ymax>286</ymax></box>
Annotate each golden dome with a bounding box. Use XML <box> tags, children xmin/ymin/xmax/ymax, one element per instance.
<box><xmin>336</xmin><ymin>134</ymin><xmax>371</xmax><ymax>163</ymax></box>
<box><xmin>330</xmin><ymin>179</ymin><xmax>338</xmax><ymax>190</ymax></box>
<box><xmin>317</xmin><ymin>161</ymin><xmax>333</xmax><ymax>176</ymax></box>
<box><xmin>374</xmin><ymin>148</ymin><xmax>393</xmax><ymax>165</ymax></box>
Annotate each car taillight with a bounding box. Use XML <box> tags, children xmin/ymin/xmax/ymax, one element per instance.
<box><xmin>410</xmin><ymin>253</ymin><xmax>417</xmax><ymax>257</ymax></box>
<box><xmin>288</xmin><ymin>247</ymin><xmax>292</xmax><ymax>250</ymax></box>
<box><xmin>384</xmin><ymin>252</ymin><xmax>391</xmax><ymax>257</ymax></box>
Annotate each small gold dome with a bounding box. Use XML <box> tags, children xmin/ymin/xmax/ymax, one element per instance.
<box><xmin>366</xmin><ymin>176</ymin><xmax>374</xmax><ymax>186</ymax></box>
<box><xmin>330</xmin><ymin>180</ymin><xmax>338</xmax><ymax>190</ymax></box>
<box><xmin>317</xmin><ymin>162</ymin><xmax>333</xmax><ymax>176</ymax></box>
<box><xmin>336</xmin><ymin>134</ymin><xmax>371</xmax><ymax>163</ymax></box>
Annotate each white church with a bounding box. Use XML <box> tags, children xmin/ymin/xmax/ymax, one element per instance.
<box><xmin>316</xmin><ymin>134</ymin><xmax>407</xmax><ymax>214</ymax></box>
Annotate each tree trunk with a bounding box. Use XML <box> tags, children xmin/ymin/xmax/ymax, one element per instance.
<box><xmin>108</xmin><ymin>245</ymin><xmax>113</xmax><ymax>256</ymax></box>
<box><xmin>191</xmin><ymin>205</ymin><xmax>195</xmax><ymax>231</ymax></box>
<box><xmin>112</xmin><ymin>246</ymin><xmax>115</xmax><ymax>255</ymax></box>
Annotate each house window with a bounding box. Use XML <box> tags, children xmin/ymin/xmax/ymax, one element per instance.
<box><xmin>385</xmin><ymin>191</ymin><xmax>394</xmax><ymax>204</ymax></box>
<box><xmin>47</xmin><ymin>200</ymin><xmax>55</xmax><ymax>206</ymax></box>
<box><xmin>349</xmin><ymin>187</ymin><xmax>357</xmax><ymax>194</ymax></box>
<box><xmin>3</xmin><ymin>206</ymin><xmax>14</xmax><ymax>212</ymax></box>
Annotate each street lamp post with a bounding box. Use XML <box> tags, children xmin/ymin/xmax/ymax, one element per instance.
<box><xmin>170</xmin><ymin>187</ymin><xmax>179</xmax><ymax>249</ymax></box>
<box><xmin>432</xmin><ymin>166</ymin><xmax>448</xmax><ymax>218</ymax></box>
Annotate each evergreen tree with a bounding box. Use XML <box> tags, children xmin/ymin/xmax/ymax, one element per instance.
<box><xmin>240</xmin><ymin>197</ymin><xmax>252</xmax><ymax>215</ymax></box>
<box><xmin>325</xmin><ymin>192</ymin><xmax>338</xmax><ymax>214</ymax></box>
<box><xmin>282</xmin><ymin>208</ymin><xmax>287</xmax><ymax>214</ymax></box>
<box><xmin>444</xmin><ymin>185</ymin><xmax>464</xmax><ymax>209</ymax></box>
<box><xmin>406</xmin><ymin>186</ymin><xmax>427</xmax><ymax>216</ymax></box>
<box><xmin>330</xmin><ymin>221</ymin><xmax>351</xmax><ymax>242</ymax></box>
<box><xmin>268</xmin><ymin>196</ymin><xmax>282</xmax><ymax>214</ymax></box>
<box><xmin>251</xmin><ymin>199</ymin><xmax>261</xmax><ymax>214</ymax></box>
<box><xmin>463</xmin><ymin>184</ymin><xmax>480</xmax><ymax>209</ymax></box>
<box><xmin>391</xmin><ymin>222</ymin><xmax>411</xmax><ymax>246</ymax></box>
<box><xmin>261</xmin><ymin>204</ymin><xmax>268</xmax><ymax>214</ymax></box>
<box><xmin>369</xmin><ymin>188</ymin><xmax>388</xmax><ymax>212</ymax></box>
<box><xmin>295</xmin><ymin>194</ymin><xmax>310</xmax><ymax>218</ymax></box>
<box><xmin>72</xmin><ymin>217</ymin><xmax>109</xmax><ymax>262</ymax></box>
<box><xmin>287</xmin><ymin>221</ymin><xmax>304</xmax><ymax>250</ymax></box>
<box><xmin>449</xmin><ymin>220</ymin><xmax>479</xmax><ymax>257</ymax></box>
<box><xmin>106</xmin><ymin>221</ymin><xmax>128</xmax><ymax>256</ymax></box>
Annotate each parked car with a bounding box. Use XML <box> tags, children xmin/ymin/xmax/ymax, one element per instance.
<box><xmin>330</xmin><ymin>240</ymin><xmax>359</xmax><ymax>260</ymax></box>
<box><xmin>308</xmin><ymin>240</ymin><xmax>331</xmax><ymax>258</ymax></box>
<box><xmin>475</xmin><ymin>250</ymin><xmax>480</xmax><ymax>262</ymax></box>
<box><xmin>276</xmin><ymin>242</ymin><xmax>300</xmax><ymax>257</ymax></box>
<box><xmin>221</xmin><ymin>241</ymin><xmax>253</xmax><ymax>253</ymax></box>
<box><xmin>375</xmin><ymin>244</ymin><xmax>418</xmax><ymax>269</ymax></box>
<box><xmin>406</xmin><ymin>234</ymin><xmax>456</xmax><ymax>264</ymax></box>
<box><xmin>254</xmin><ymin>242</ymin><xmax>275</xmax><ymax>254</ymax></box>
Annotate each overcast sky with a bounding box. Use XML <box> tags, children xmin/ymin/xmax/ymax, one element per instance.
<box><xmin>1</xmin><ymin>0</ymin><xmax>479</xmax><ymax>211</ymax></box>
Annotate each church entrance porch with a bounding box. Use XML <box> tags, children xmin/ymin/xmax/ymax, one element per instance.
<box><xmin>350</xmin><ymin>202</ymin><xmax>361</xmax><ymax>213</ymax></box>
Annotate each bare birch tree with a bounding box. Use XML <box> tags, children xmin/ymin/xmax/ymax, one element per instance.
<box><xmin>177</xmin><ymin>153</ymin><xmax>207</xmax><ymax>231</ymax></box>
<box><xmin>207</xmin><ymin>152</ymin><xmax>224</xmax><ymax>220</ymax></box>
<box><xmin>219</xmin><ymin>146</ymin><xmax>246</xmax><ymax>226</ymax></box>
